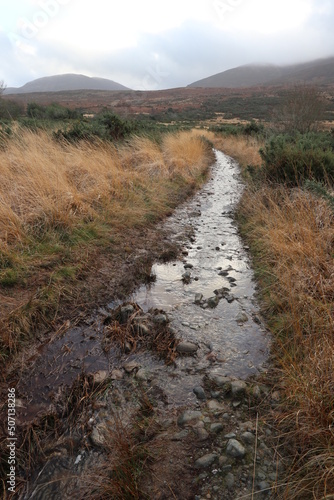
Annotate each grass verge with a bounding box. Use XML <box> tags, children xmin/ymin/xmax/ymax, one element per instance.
<box><xmin>218</xmin><ymin>133</ymin><xmax>334</xmax><ymax>498</ymax></box>
<box><xmin>0</xmin><ymin>128</ymin><xmax>214</xmax><ymax>368</ymax></box>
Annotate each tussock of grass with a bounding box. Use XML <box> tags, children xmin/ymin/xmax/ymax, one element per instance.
<box><xmin>211</xmin><ymin>134</ymin><xmax>263</xmax><ymax>170</ymax></box>
<box><xmin>237</xmin><ymin>186</ymin><xmax>334</xmax><ymax>498</ymax></box>
<box><xmin>0</xmin><ymin>128</ymin><xmax>214</xmax><ymax>359</ymax></box>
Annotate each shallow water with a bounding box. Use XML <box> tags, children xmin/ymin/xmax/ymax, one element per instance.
<box><xmin>17</xmin><ymin>150</ymin><xmax>270</xmax><ymax>418</ymax></box>
<box><xmin>130</xmin><ymin>150</ymin><xmax>270</xmax><ymax>404</ymax></box>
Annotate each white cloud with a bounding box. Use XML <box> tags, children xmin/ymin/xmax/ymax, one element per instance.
<box><xmin>0</xmin><ymin>0</ymin><xmax>333</xmax><ymax>88</ymax></box>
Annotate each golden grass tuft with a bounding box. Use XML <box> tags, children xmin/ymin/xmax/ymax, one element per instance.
<box><xmin>0</xmin><ymin>129</ymin><xmax>213</xmax><ymax>243</ymax></box>
<box><xmin>212</xmin><ymin>134</ymin><xmax>263</xmax><ymax>170</ymax></box>
<box><xmin>0</xmin><ymin>128</ymin><xmax>214</xmax><ymax>358</ymax></box>
<box><xmin>238</xmin><ymin>186</ymin><xmax>334</xmax><ymax>498</ymax></box>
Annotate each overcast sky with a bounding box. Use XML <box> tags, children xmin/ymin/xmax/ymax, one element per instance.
<box><xmin>1</xmin><ymin>0</ymin><xmax>334</xmax><ymax>90</ymax></box>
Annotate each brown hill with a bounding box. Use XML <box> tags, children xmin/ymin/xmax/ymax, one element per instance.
<box><xmin>188</xmin><ymin>57</ymin><xmax>334</xmax><ymax>88</ymax></box>
<box><xmin>5</xmin><ymin>74</ymin><xmax>130</xmax><ymax>94</ymax></box>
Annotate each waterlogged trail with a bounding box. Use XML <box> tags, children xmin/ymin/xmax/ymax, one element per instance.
<box><xmin>132</xmin><ymin>150</ymin><xmax>270</xmax><ymax>388</ymax></box>
<box><xmin>16</xmin><ymin>151</ymin><xmax>277</xmax><ymax>500</ymax></box>
<box><xmin>17</xmin><ymin>150</ymin><xmax>270</xmax><ymax>416</ymax></box>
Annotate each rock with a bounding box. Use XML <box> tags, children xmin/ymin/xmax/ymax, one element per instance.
<box><xmin>194</xmin><ymin>293</ymin><xmax>203</xmax><ymax>304</ymax></box>
<box><xmin>177</xmin><ymin>410</ymin><xmax>202</xmax><ymax>427</ymax></box>
<box><xmin>226</xmin><ymin>439</ymin><xmax>246</xmax><ymax>459</ymax></box>
<box><xmin>135</xmin><ymin>369</ymin><xmax>150</xmax><ymax>381</ymax></box>
<box><xmin>224</xmin><ymin>432</ymin><xmax>237</xmax><ymax>439</ymax></box>
<box><xmin>226</xmin><ymin>294</ymin><xmax>235</xmax><ymax>303</ymax></box>
<box><xmin>207</xmin><ymin>296</ymin><xmax>219</xmax><ymax>308</ymax></box>
<box><xmin>90</xmin><ymin>424</ymin><xmax>108</xmax><ymax>447</ymax></box>
<box><xmin>177</xmin><ymin>341</ymin><xmax>198</xmax><ymax>354</ymax></box>
<box><xmin>194</xmin><ymin>453</ymin><xmax>218</xmax><ymax>469</ymax></box>
<box><xmin>184</xmin><ymin>263</ymin><xmax>194</xmax><ymax>269</ymax></box>
<box><xmin>227</xmin><ymin>276</ymin><xmax>237</xmax><ymax>283</ymax></box>
<box><xmin>236</xmin><ymin>312</ymin><xmax>248</xmax><ymax>324</ymax></box>
<box><xmin>135</xmin><ymin>323</ymin><xmax>150</xmax><ymax>336</ymax></box>
<box><xmin>209</xmin><ymin>375</ymin><xmax>231</xmax><ymax>392</ymax></box>
<box><xmin>258</xmin><ymin>481</ymin><xmax>270</xmax><ymax>492</ymax></box>
<box><xmin>231</xmin><ymin>380</ymin><xmax>247</xmax><ymax>399</ymax></box>
<box><xmin>110</xmin><ymin>369</ymin><xmax>124</xmax><ymax>380</ymax></box>
<box><xmin>153</xmin><ymin>313</ymin><xmax>168</xmax><ymax>325</ymax></box>
<box><xmin>123</xmin><ymin>361</ymin><xmax>140</xmax><ymax>373</ymax></box>
<box><xmin>210</xmin><ymin>423</ymin><xmax>224</xmax><ymax>434</ymax></box>
<box><xmin>207</xmin><ymin>400</ymin><xmax>224</xmax><ymax>412</ymax></box>
<box><xmin>193</xmin><ymin>386</ymin><xmax>206</xmax><ymax>400</ymax></box>
<box><xmin>213</xmin><ymin>287</ymin><xmax>229</xmax><ymax>298</ymax></box>
<box><xmin>171</xmin><ymin>430</ymin><xmax>189</xmax><ymax>441</ymax></box>
<box><xmin>120</xmin><ymin>304</ymin><xmax>135</xmax><ymax>323</ymax></box>
<box><xmin>218</xmin><ymin>270</ymin><xmax>229</xmax><ymax>276</ymax></box>
<box><xmin>182</xmin><ymin>271</ymin><xmax>191</xmax><ymax>283</ymax></box>
<box><xmin>92</xmin><ymin>370</ymin><xmax>109</xmax><ymax>385</ymax></box>
<box><xmin>225</xmin><ymin>472</ymin><xmax>235</xmax><ymax>488</ymax></box>
<box><xmin>241</xmin><ymin>431</ymin><xmax>256</xmax><ymax>446</ymax></box>
<box><xmin>252</xmin><ymin>385</ymin><xmax>262</xmax><ymax>399</ymax></box>
<box><xmin>195</xmin><ymin>428</ymin><xmax>209</xmax><ymax>441</ymax></box>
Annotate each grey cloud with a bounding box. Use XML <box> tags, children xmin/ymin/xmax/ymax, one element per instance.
<box><xmin>2</xmin><ymin>3</ymin><xmax>334</xmax><ymax>89</ymax></box>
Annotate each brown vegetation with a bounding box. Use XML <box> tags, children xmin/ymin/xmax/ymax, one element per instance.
<box><xmin>0</xmin><ymin>129</ymin><xmax>214</xmax><ymax>364</ymax></box>
<box><xmin>217</xmin><ymin>135</ymin><xmax>334</xmax><ymax>498</ymax></box>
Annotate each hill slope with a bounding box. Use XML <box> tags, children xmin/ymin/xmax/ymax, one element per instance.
<box><xmin>189</xmin><ymin>57</ymin><xmax>334</xmax><ymax>88</ymax></box>
<box><xmin>5</xmin><ymin>74</ymin><xmax>130</xmax><ymax>94</ymax></box>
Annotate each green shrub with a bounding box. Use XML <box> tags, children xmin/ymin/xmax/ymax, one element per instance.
<box><xmin>259</xmin><ymin>132</ymin><xmax>334</xmax><ymax>185</ymax></box>
<box><xmin>54</xmin><ymin>112</ymin><xmax>135</xmax><ymax>143</ymax></box>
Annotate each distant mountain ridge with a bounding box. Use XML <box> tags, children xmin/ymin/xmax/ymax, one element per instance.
<box><xmin>188</xmin><ymin>57</ymin><xmax>334</xmax><ymax>88</ymax></box>
<box><xmin>4</xmin><ymin>74</ymin><xmax>130</xmax><ymax>94</ymax></box>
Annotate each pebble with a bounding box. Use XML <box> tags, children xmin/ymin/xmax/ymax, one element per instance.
<box><xmin>193</xmin><ymin>386</ymin><xmax>206</xmax><ymax>400</ymax></box>
<box><xmin>195</xmin><ymin>293</ymin><xmax>203</xmax><ymax>304</ymax></box>
<box><xmin>177</xmin><ymin>341</ymin><xmax>198</xmax><ymax>354</ymax></box>
<box><xmin>225</xmin><ymin>472</ymin><xmax>235</xmax><ymax>488</ymax></box>
<box><xmin>92</xmin><ymin>370</ymin><xmax>109</xmax><ymax>385</ymax></box>
<box><xmin>90</xmin><ymin>424</ymin><xmax>107</xmax><ymax>447</ymax></box>
<box><xmin>194</xmin><ymin>453</ymin><xmax>218</xmax><ymax>469</ymax></box>
<box><xmin>231</xmin><ymin>380</ymin><xmax>247</xmax><ymax>399</ymax></box>
<box><xmin>196</xmin><ymin>428</ymin><xmax>210</xmax><ymax>441</ymax></box>
<box><xmin>236</xmin><ymin>312</ymin><xmax>249</xmax><ymax>324</ymax></box>
<box><xmin>110</xmin><ymin>369</ymin><xmax>123</xmax><ymax>380</ymax></box>
<box><xmin>123</xmin><ymin>361</ymin><xmax>140</xmax><ymax>373</ymax></box>
<box><xmin>177</xmin><ymin>410</ymin><xmax>202</xmax><ymax>427</ymax></box>
<box><xmin>226</xmin><ymin>439</ymin><xmax>246</xmax><ymax>459</ymax></box>
<box><xmin>241</xmin><ymin>431</ymin><xmax>256</xmax><ymax>445</ymax></box>
<box><xmin>207</xmin><ymin>296</ymin><xmax>219</xmax><ymax>308</ymax></box>
<box><xmin>210</xmin><ymin>423</ymin><xmax>224</xmax><ymax>434</ymax></box>
<box><xmin>171</xmin><ymin>430</ymin><xmax>189</xmax><ymax>441</ymax></box>
<box><xmin>153</xmin><ymin>313</ymin><xmax>168</xmax><ymax>325</ymax></box>
<box><xmin>120</xmin><ymin>304</ymin><xmax>134</xmax><ymax>323</ymax></box>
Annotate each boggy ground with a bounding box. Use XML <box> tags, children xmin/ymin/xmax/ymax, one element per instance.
<box><xmin>1</xmin><ymin>147</ymin><xmax>286</xmax><ymax>499</ymax></box>
<box><xmin>5</xmin><ymin>226</ymin><xmax>284</xmax><ymax>500</ymax></box>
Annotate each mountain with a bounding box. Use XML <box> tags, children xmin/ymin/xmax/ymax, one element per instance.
<box><xmin>4</xmin><ymin>74</ymin><xmax>130</xmax><ymax>94</ymax></box>
<box><xmin>188</xmin><ymin>57</ymin><xmax>334</xmax><ymax>88</ymax></box>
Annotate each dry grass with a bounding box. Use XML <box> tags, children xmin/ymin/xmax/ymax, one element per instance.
<box><xmin>0</xmin><ymin>128</ymin><xmax>214</xmax><ymax>359</ymax></box>
<box><xmin>238</xmin><ymin>186</ymin><xmax>334</xmax><ymax>498</ymax></box>
<box><xmin>211</xmin><ymin>134</ymin><xmax>263</xmax><ymax>170</ymax></box>
<box><xmin>0</xmin><ymin>129</ymin><xmax>212</xmax><ymax>241</ymax></box>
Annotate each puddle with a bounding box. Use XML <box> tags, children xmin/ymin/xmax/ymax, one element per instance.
<box><xmin>133</xmin><ymin>150</ymin><xmax>270</xmax><ymax>385</ymax></box>
<box><xmin>17</xmin><ymin>150</ymin><xmax>270</xmax><ymax>419</ymax></box>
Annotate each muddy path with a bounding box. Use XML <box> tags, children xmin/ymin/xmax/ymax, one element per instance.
<box><xmin>7</xmin><ymin>151</ymin><xmax>282</xmax><ymax>499</ymax></box>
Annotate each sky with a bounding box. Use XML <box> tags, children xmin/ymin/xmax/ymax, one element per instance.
<box><xmin>1</xmin><ymin>0</ymin><xmax>334</xmax><ymax>90</ymax></box>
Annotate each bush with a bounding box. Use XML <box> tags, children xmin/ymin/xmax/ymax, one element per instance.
<box><xmin>259</xmin><ymin>132</ymin><xmax>334</xmax><ymax>185</ymax></box>
<box><xmin>27</xmin><ymin>102</ymin><xmax>80</xmax><ymax>120</ymax></box>
<box><xmin>0</xmin><ymin>99</ymin><xmax>24</xmax><ymax>120</ymax></box>
<box><xmin>54</xmin><ymin>112</ymin><xmax>135</xmax><ymax>143</ymax></box>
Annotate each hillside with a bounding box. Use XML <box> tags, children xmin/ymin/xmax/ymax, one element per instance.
<box><xmin>4</xmin><ymin>73</ymin><xmax>130</xmax><ymax>94</ymax></box>
<box><xmin>189</xmin><ymin>57</ymin><xmax>334</xmax><ymax>88</ymax></box>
